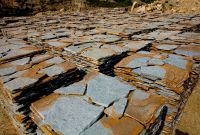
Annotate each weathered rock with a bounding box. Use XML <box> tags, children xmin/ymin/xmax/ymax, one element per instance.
<box><xmin>31</xmin><ymin>95</ymin><xmax>104</xmax><ymax>135</ymax></box>
<box><xmin>86</xmin><ymin>73</ymin><xmax>135</xmax><ymax>107</ymax></box>
<box><xmin>104</xmin><ymin>98</ymin><xmax>127</xmax><ymax>118</ymax></box>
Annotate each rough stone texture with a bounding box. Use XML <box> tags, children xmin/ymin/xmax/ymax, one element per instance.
<box><xmin>163</xmin><ymin>57</ymin><xmax>188</xmax><ymax>69</ymax></box>
<box><xmin>38</xmin><ymin>65</ymin><xmax>65</xmax><ymax>77</ymax></box>
<box><xmin>45</xmin><ymin>57</ymin><xmax>65</xmax><ymax>64</ymax></box>
<box><xmin>125</xmin><ymin>90</ymin><xmax>166</xmax><ymax>126</ymax></box>
<box><xmin>4</xmin><ymin>77</ymin><xmax>38</xmax><ymax>92</ymax></box>
<box><xmin>32</xmin><ymin>95</ymin><xmax>104</xmax><ymax>135</ymax></box>
<box><xmin>148</xmin><ymin>58</ymin><xmax>164</xmax><ymax>65</ymax></box>
<box><xmin>0</xmin><ymin>8</ymin><xmax>200</xmax><ymax>135</ymax></box>
<box><xmin>55</xmin><ymin>81</ymin><xmax>86</xmax><ymax>95</ymax></box>
<box><xmin>86</xmin><ymin>73</ymin><xmax>135</xmax><ymax>107</ymax></box>
<box><xmin>126</xmin><ymin>57</ymin><xmax>150</xmax><ymax>69</ymax></box>
<box><xmin>0</xmin><ymin>67</ymin><xmax>17</xmax><ymax>76</ymax></box>
<box><xmin>140</xmin><ymin>66</ymin><xmax>166</xmax><ymax>80</ymax></box>
<box><xmin>81</xmin><ymin>116</ymin><xmax>144</xmax><ymax>135</ymax></box>
<box><xmin>156</xmin><ymin>45</ymin><xmax>178</xmax><ymax>50</ymax></box>
<box><xmin>123</xmin><ymin>40</ymin><xmax>152</xmax><ymax>52</ymax></box>
<box><xmin>104</xmin><ymin>98</ymin><xmax>127</xmax><ymax>118</ymax></box>
<box><xmin>81</xmin><ymin>48</ymin><xmax>116</xmax><ymax>62</ymax></box>
<box><xmin>11</xmin><ymin>57</ymin><xmax>30</xmax><ymax>65</ymax></box>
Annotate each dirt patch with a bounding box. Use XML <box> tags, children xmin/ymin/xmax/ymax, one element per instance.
<box><xmin>0</xmin><ymin>99</ymin><xmax>17</xmax><ymax>135</ymax></box>
<box><xmin>174</xmin><ymin>80</ymin><xmax>200</xmax><ymax>135</ymax></box>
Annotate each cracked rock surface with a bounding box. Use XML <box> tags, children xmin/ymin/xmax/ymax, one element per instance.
<box><xmin>0</xmin><ymin>8</ymin><xmax>200</xmax><ymax>135</ymax></box>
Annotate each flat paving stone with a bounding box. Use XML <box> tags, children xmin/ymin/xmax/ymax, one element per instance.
<box><xmin>175</xmin><ymin>47</ymin><xmax>200</xmax><ymax>57</ymax></box>
<box><xmin>126</xmin><ymin>57</ymin><xmax>150</xmax><ymax>69</ymax></box>
<box><xmin>81</xmin><ymin>48</ymin><xmax>116</xmax><ymax>62</ymax></box>
<box><xmin>11</xmin><ymin>57</ymin><xmax>30</xmax><ymax>65</ymax></box>
<box><xmin>156</xmin><ymin>45</ymin><xmax>178</xmax><ymax>50</ymax></box>
<box><xmin>122</xmin><ymin>40</ymin><xmax>152</xmax><ymax>52</ymax></box>
<box><xmin>38</xmin><ymin>65</ymin><xmax>65</xmax><ymax>77</ymax></box>
<box><xmin>31</xmin><ymin>95</ymin><xmax>104</xmax><ymax>135</ymax></box>
<box><xmin>81</xmin><ymin>116</ymin><xmax>144</xmax><ymax>135</ymax></box>
<box><xmin>55</xmin><ymin>81</ymin><xmax>86</xmax><ymax>95</ymax></box>
<box><xmin>140</xmin><ymin>66</ymin><xmax>166</xmax><ymax>80</ymax></box>
<box><xmin>91</xmin><ymin>34</ymin><xmax>121</xmax><ymax>43</ymax></box>
<box><xmin>45</xmin><ymin>57</ymin><xmax>65</xmax><ymax>64</ymax></box>
<box><xmin>163</xmin><ymin>57</ymin><xmax>188</xmax><ymax>69</ymax></box>
<box><xmin>86</xmin><ymin>73</ymin><xmax>135</xmax><ymax>107</ymax></box>
<box><xmin>47</xmin><ymin>41</ymin><xmax>66</xmax><ymax>47</ymax></box>
<box><xmin>40</xmin><ymin>33</ymin><xmax>56</xmax><ymax>40</ymax></box>
<box><xmin>104</xmin><ymin>98</ymin><xmax>127</xmax><ymax>118</ymax></box>
<box><xmin>101</xmin><ymin>44</ymin><xmax>129</xmax><ymax>54</ymax></box>
<box><xmin>4</xmin><ymin>77</ymin><xmax>38</xmax><ymax>92</ymax></box>
<box><xmin>125</xmin><ymin>90</ymin><xmax>166</xmax><ymax>125</ymax></box>
<box><xmin>0</xmin><ymin>67</ymin><xmax>17</xmax><ymax>76</ymax></box>
<box><xmin>64</xmin><ymin>42</ymin><xmax>102</xmax><ymax>54</ymax></box>
<box><xmin>148</xmin><ymin>58</ymin><xmax>164</xmax><ymax>66</ymax></box>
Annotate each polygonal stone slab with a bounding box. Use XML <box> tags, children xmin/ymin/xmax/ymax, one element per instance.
<box><xmin>81</xmin><ymin>48</ymin><xmax>116</xmax><ymax>63</ymax></box>
<box><xmin>55</xmin><ymin>81</ymin><xmax>86</xmax><ymax>95</ymax></box>
<box><xmin>81</xmin><ymin>116</ymin><xmax>144</xmax><ymax>135</ymax></box>
<box><xmin>121</xmin><ymin>40</ymin><xmax>152</xmax><ymax>52</ymax></box>
<box><xmin>104</xmin><ymin>98</ymin><xmax>127</xmax><ymax>118</ymax></box>
<box><xmin>125</xmin><ymin>90</ymin><xmax>166</xmax><ymax>126</ymax></box>
<box><xmin>0</xmin><ymin>66</ymin><xmax>17</xmax><ymax>76</ymax></box>
<box><xmin>64</xmin><ymin>42</ymin><xmax>102</xmax><ymax>55</ymax></box>
<box><xmin>175</xmin><ymin>46</ymin><xmax>200</xmax><ymax>57</ymax></box>
<box><xmin>139</xmin><ymin>66</ymin><xmax>166</xmax><ymax>80</ymax></box>
<box><xmin>126</xmin><ymin>57</ymin><xmax>150</xmax><ymax>69</ymax></box>
<box><xmin>148</xmin><ymin>58</ymin><xmax>164</xmax><ymax>66</ymax></box>
<box><xmin>38</xmin><ymin>65</ymin><xmax>65</xmax><ymax>77</ymax></box>
<box><xmin>4</xmin><ymin>77</ymin><xmax>38</xmax><ymax>93</ymax></box>
<box><xmin>155</xmin><ymin>45</ymin><xmax>178</xmax><ymax>51</ymax></box>
<box><xmin>91</xmin><ymin>34</ymin><xmax>121</xmax><ymax>43</ymax></box>
<box><xmin>86</xmin><ymin>73</ymin><xmax>135</xmax><ymax>107</ymax></box>
<box><xmin>31</xmin><ymin>94</ymin><xmax>104</xmax><ymax>135</ymax></box>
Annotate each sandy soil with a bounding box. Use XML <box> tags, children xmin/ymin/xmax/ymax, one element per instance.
<box><xmin>173</xmin><ymin>0</ymin><xmax>200</xmax><ymax>14</ymax></box>
<box><xmin>0</xmin><ymin>99</ymin><xmax>17</xmax><ymax>135</ymax></box>
<box><xmin>174</xmin><ymin>80</ymin><xmax>200</xmax><ymax>135</ymax></box>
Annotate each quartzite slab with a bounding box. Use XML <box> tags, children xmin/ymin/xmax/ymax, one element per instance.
<box><xmin>86</xmin><ymin>73</ymin><xmax>135</xmax><ymax>107</ymax></box>
<box><xmin>31</xmin><ymin>94</ymin><xmax>104</xmax><ymax>135</ymax></box>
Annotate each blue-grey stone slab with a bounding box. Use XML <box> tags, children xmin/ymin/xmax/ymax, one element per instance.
<box><xmin>11</xmin><ymin>57</ymin><xmax>30</xmax><ymax>65</ymax></box>
<box><xmin>140</xmin><ymin>66</ymin><xmax>166</xmax><ymax>80</ymax></box>
<box><xmin>101</xmin><ymin>44</ymin><xmax>129</xmax><ymax>54</ymax></box>
<box><xmin>92</xmin><ymin>34</ymin><xmax>121</xmax><ymax>43</ymax></box>
<box><xmin>4</xmin><ymin>77</ymin><xmax>38</xmax><ymax>92</ymax></box>
<box><xmin>148</xmin><ymin>58</ymin><xmax>164</xmax><ymax>66</ymax></box>
<box><xmin>0</xmin><ymin>67</ymin><xmax>17</xmax><ymax>76</ymax></box>
<box><xmin>38</xmin><ymin>65</ymin><xmax>65</xmax><ymax>77</ymax></box>
<box><xmin>104</xmin><ymin>98</ymin><xmax>127</xmax><ymax>118</ymax></box>
<box><xmin>155</xmin><ymin>45</ymin><xmax>178</xmax><ymax>50</ymax></box>
<box><xmin>47</xmin><ymin>41</ymin><xmax>66</xmax><ymax>47</ymax></box>
<box><xmin>0</xmin><ymin>70</ymin><xmax>26</xmax><ymax>83</ymax></box>
<box><xmin>64</xmin><ymin>42</ymin><xmax>102</xmax><ymax>54</ymax></box>
<box><xmin>163</xmin><ymin>57</ymin><xmax>188</xmax><ymax>69</ymax></box>
<box><xmin>41</xmin><ymin>33</ymin><xmax>56</xmax><ymax>40</ymax></box>
<box><xmin>86</xmin><ymin>73</ymin><xmax>135</xmax><ymax>107</ymax></box>
<box><xmin>80</xmin><ymin>121</ymin><xmax>112</xmax><ymax>135</ymax></box>
<box><xmin>45</xmin><ymin>57</ymin><xmax>64</xmax><ymax>64</ymax></box>
<box><xmin>132</xmin><ymin>90</ymin><xmax>150</xmax><ymax>100</ymax></box>
<box><xmin>40</xmin><ymin>96</ymin><xmax>104</xmax><ymax>135</ymax></box>
<box><xmin>122</xmin><ymin>40</ymin><xmax>152</xmax><ymax>51</ymax></box>
<box><xmin>81</xmin><ymin>48</ymin><xmax>116</xmax><ymax>62</ymax></box>
<box><xmin>175</xmin><ymin>49</ymin><xmax>200</xmax><ymax>57</ymax></box>
<box><xmin>126</xmin><ymin>57</ymin><xmax>150</xmax><ymax>69</ymax></box>
<box><xmin>55</xmin><ymin>81</ymin><xmax>86</xmax><ymax>95</ymax></box>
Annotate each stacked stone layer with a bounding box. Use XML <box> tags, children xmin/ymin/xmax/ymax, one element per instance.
<box><xmin>0</xmin><ymin>9</ymin><xmax>200</xmax><ymax>135</ymax></box>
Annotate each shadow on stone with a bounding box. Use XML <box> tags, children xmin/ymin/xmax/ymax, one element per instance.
<box><xmin>175</xmin><ymin>129</ymin><xmax>189</xmax><ymax>135</ymax></box>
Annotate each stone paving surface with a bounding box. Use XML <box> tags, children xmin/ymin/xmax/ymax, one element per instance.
<box><xmin>0</xmin><ymin>9</ymin><xmax>200</xmax><ymax>135</ymax></box>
